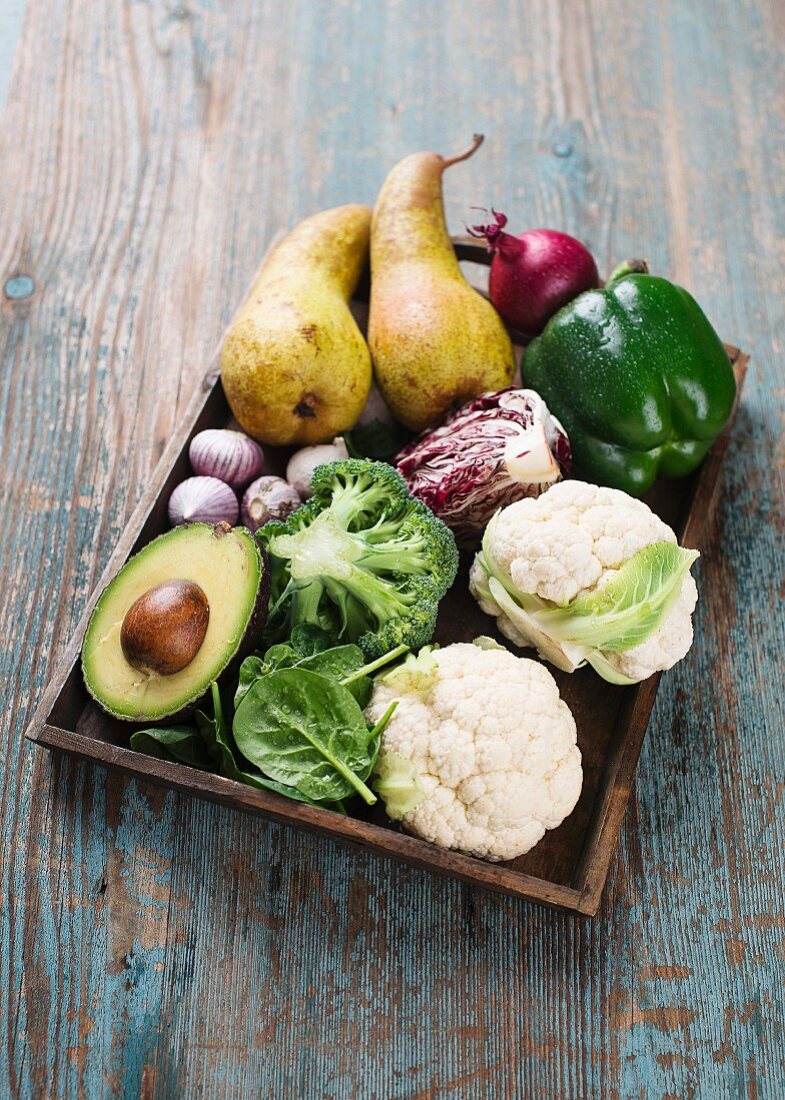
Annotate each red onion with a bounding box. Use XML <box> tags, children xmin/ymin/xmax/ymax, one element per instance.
<box><xmin>189</xmin><ymin>429</ymin><xmax>264</xmax><ymax>489</ymax></box>
<box><xmin>168</xmin><ymin>477</ymin><xmax>239</xmax><ymax>527</ymax></box>
<box><xmin>469</xmin><ymin>210</ymin><xmax>599</xmax><ymax>336</ymax></box>
<box><xmin>396</xmin><ymin>389</ymin><xmax>571</xmax><ymax>547</ymax></box>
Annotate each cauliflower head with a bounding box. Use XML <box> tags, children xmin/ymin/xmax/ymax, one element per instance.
<box><xmin>366</xmin><ymin>641</ymin><xmax>582</xmax><ymax>861</ymax></box>
<box><xmin>469</xmin><ymin>480</ymin><xmax>699</xmax><ymax>683</ymax></box>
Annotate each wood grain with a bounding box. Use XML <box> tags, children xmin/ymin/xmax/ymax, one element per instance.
<box><xmin>1</xmin><ymin>0</ymin><xmax>783</xmax><ymax>1096</ymax></box>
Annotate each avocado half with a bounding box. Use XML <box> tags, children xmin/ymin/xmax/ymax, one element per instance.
<box><xmin>82</xmin><ymin>522</ymin><xmax>269</xmax><ymax>721</ymax></box>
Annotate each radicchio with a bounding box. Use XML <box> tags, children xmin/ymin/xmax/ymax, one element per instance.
<box><xmin>396</xmin><ymin>389</ymin><xmax>571</xmax><ymax>547</ymax></box>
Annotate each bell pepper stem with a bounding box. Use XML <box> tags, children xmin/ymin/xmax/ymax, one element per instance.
<box><xmin>606</xmin><ymin>258</ymin><xmax>650</xmax><ymax>285</ymax></box>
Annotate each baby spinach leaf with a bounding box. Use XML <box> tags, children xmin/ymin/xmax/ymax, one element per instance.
<box><xmin>130</xmin><ymin>725</ymin><xmax>213</xmax><ymax>770</ymax></box>
<box><xmin>260</xmin><ymin>644</ymin><xmax>300</xmax><ymax>673</ymax></box>
<box><xmin>290</xmin><ymin>623</ymin><xmax>332</xmax><ymax>657</ymax></box>
<box><xmin>345</xmin><ymin>417</ymin><xmax>412</xmax><ymax>462</ymax></box>
<box><xmin>233</xmin><ymin>668</ymin><xmax>380</xmax><ymax>804</ymax></box>
<box><xmin>235</xmin><ymin>656</ymin><xmax>266</xmax><ymax>709</ymax></box>
<box><xmin>196</xmin><ymin>683</ymin><xmax>327</xmax><ymax>807</ymax></box>
<box><xmin>297</xmin><ymin>644</ymin><xmax>372</xmax><ymax>706</ymax></box>
<box><xmin>237</xmin><ymin>640</ymin><xmax>392</xmax><ymax>710</ymax></box>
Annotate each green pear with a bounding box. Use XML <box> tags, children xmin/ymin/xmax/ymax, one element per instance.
<box><xmin>221</xmin><ymin>205</ymin><xmax>372</xmax><ymax>445</ymax></box>
<box><xmin>368</xmin><ymin>135</ymin><xmax>515</xmax><ymax>432</ymax></box>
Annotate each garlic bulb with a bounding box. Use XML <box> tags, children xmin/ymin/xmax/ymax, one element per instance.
<box><xmin>241</xmin><ymin>476</ymin><xmax>301</xmax><ymax>533</ymax></box>
<box><xmin>189</xmin><ymin>429</ymin><xmax>264</xmax><ymax>489</ymax></box>
<box><xmin>168</xmin><ymin>477</ymin><xmax>239</xmax><ymax>527</ymax></box>
<box><xmin>286</xmin><ymin>437</ymin><xmax>349</xmax><ymax>499</ymax></box>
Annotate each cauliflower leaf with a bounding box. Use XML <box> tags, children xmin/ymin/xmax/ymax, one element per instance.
<box><xmin>530</xmin><ymin>541</ymin><xmax>700</xmax><ymax>651</ymax></box>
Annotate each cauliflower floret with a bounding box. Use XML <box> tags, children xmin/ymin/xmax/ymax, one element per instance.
<box><xmin>366</xmin><ymin>642</ymin><xmax>582</xmax><ymax>862</ymax></box>
<box><xmin>469</xmin><ymin>480</ymin><xmax>700</xmax><ymax>683</ymax></box>
<box><xmin>486</xmin><ymin>481</ymin><xmax>677</xmax><ymax>604</ymax></box>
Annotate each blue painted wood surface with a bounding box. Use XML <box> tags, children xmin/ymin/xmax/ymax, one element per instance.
<box><xmin>1</xmin><ymin>1</ymin><xmax>783</xmax><ymax>1095</ymax></box>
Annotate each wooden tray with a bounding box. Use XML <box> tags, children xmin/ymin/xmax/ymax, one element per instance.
<box><xmin>25</xmin><ymin>241</ymin><xmax>748</xmax><ymax>915</ymax></box>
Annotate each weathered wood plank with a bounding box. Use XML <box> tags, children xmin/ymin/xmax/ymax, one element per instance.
<box><xmin>0</xmin><ymin>0</ymin><xmax>783</xmax><ymax>1097</ymax></box>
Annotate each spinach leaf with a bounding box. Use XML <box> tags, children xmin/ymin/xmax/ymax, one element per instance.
<box><xmin>130</xmin><ymin>725</ymin><xmax>213</xmax><ymax>769</ymax></box>
<box><xmin>233</xmin><ymin>667</ymin><xmax>380</xmax><ymax>804</ymax></box>
<box><xmin>297</xmin><ymin>644</ymin><xmax>372</xmax><ymax>706</ymax></box>
<box><xmin>234</xmin><ymin>655</ymin><xmax>267</xmax><ymax>710</ymax></box>
<box><xmin>261</xmin><ymin>643</ymin><xmax>299</xmax><ymax>671</ymax></box>
<box><xmin>345</xmin><ymin>417</ymin><xmax>412</xmax><ymax>462</ymax></box>
<box><xmin>290</xmin><ymin>623</ymin><xmax>332</xmax><ymax>657</ymax></box>
<box><xmin>197</xmin><ymin>683</ymin><xmax>327</xmax><ymax>807</ymax></box>
<box><xmin>236</xmin><ymin>640</ymin><xmax>381</xmax><ymax>710</ymax></box>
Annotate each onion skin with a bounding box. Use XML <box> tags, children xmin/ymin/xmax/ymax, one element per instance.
<box><xmin>469</xmin><ymin>211</ymin><xmax>599</xmax><ymax>337</ymax></box>
<box><xmin>189</xmin><ymin>429</ymin><xmax>264</xmax><ymax>489</ymax></box>
<box><xmin>168</xmin><ymin>476</ymin><xmax>239</xmax><ymax>527</ymax></box>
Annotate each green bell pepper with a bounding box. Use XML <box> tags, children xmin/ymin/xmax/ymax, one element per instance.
<box><xmin>522</xmin><ymin>262</ymin><xmax>737</xmax><ymax>495</ymax></box>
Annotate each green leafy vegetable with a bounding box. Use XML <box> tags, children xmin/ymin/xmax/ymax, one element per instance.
<box><xmin>235</xmin><ymin>626</ymin><xmax>336</xmax><ymax>707</ymax></box>
<box><xmin>196</xmin><ymin>683</ymin><xmax>328</xmax><ymax>806</ymax></box>
<box><xmin>131</xmin><ymin>637</ymin><xmax>408</xmax><ymax>815</ymax></box>
<box><xmin>345</xmin><ymin>417</ymin><xmax>413</xmax><ymax>462</ymax></box>
<box><xmin>233</xmin><ymin>667</ymin><xmax>394</xmax><ymax>805</ymax></box>
<box><xmin>298</xmin><ymin>645</ymin><xmax>373</xmax><ymax>705</ymax></box>
<box><xmin>236</xmin><ymin>638</ymin><xmax>408</xmax><ymax>712</ymax></box>
<box><xmin>235</xmin><ymin>656</ymin><xmax>267</xmax><ymax>708</ymax></box>
<box><xmin>130</xmin><ymin>725</ymin><xmax>214</xmax><ymax>769</ymax></box>
<box><xmin>372</xmin><ymin>751</ymin><xmax>426</xmax><ymax>820</ymax></box>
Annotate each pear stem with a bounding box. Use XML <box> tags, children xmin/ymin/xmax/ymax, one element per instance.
<box><xmin>442</xmin><ymin>133</ymin><xmax>484</xmax><ymax>169</ymax></box>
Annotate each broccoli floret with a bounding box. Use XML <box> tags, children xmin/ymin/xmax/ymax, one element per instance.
<box><xmin>259</xmin><ymin>460</ymin><xmax>458</xmax><ymax>659</ymax></box>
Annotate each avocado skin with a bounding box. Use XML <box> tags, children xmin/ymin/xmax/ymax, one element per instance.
<box><xmin>82</xmin><ymin>525</ymin><xmax>271</xmax><ymax>724</ymax></box>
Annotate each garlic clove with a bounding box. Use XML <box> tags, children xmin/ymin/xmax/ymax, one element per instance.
<box><xmin>168</xmin><ymin>476</ymin><xmax>239</xmax><ymax>527</ymax></box>
<box><xmin>286</xmin><ymin>437</ymin><xmax>349</xmax><ymax>499</ymax></box>
<box><xmin>189</xmin><ymin>429</ymin><xmax>264</xmax><ymax>489</ymax></box>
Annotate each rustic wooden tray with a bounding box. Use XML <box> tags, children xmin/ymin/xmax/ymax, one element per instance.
<box><xmin>25</xmin><ymin>241</ymin><xmax>748</xmax><ymax>915</ymax></box>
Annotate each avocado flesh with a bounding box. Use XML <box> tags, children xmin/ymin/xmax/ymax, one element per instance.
<box><xmin>82</xmin><ymin>523</ymin><xmax>265</xmax><ymax>721</ymax></box>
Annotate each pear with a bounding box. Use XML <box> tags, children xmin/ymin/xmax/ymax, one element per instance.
<box><xmin>368</xmin><ymin>135</ymin><xmax>515</xmax><ymax>432</ymax></box>
<box><xmin>221</xmin><ymin>205</ymin><xmax>372</xmax><ymax>445</ymax></box>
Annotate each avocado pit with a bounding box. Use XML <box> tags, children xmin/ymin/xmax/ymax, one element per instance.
<box><xmin>120</xmin><ymin>579</ymin><xmax>209</xmax><ymax>676</ymax></box>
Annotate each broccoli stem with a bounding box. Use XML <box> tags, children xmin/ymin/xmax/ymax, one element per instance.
<box><xmin>290</xmin><ymin>579</ymin><xmax>326</xmax><ymax>626</ymax></box>
<box><xmin>327</xmin><ymin>474</ymin><xmax>391</xmax><ymax>529</ymax></box>
<box><xmin>356</xmin><ymin>538</ymin><xmax>430</xmax><ymax>575</ymax></box>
